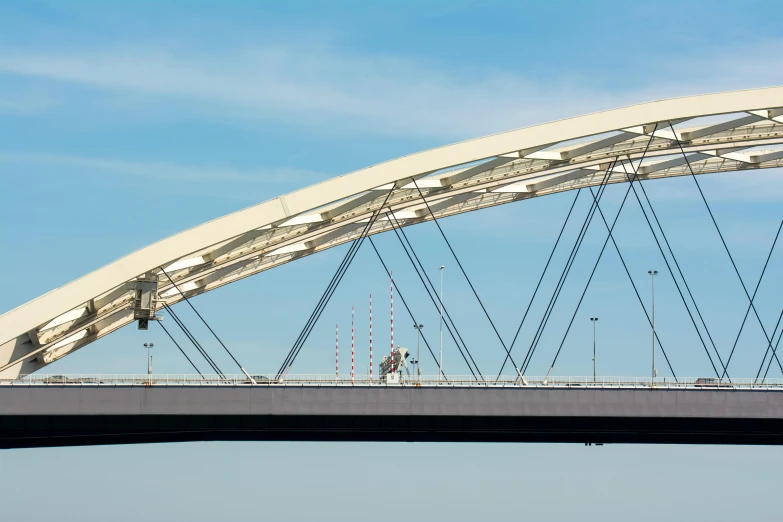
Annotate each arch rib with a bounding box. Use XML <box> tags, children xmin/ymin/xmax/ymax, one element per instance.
<box><xmin>2</xmin><ymin>87</ymin><xmax>783</xmax><ymax>376</ymax></box>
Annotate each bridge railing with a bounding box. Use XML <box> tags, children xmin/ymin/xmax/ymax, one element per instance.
<box><xmin>3</xmin><ymin>374</ymin><xmax>783</xmax><ymax>389</ymax></box>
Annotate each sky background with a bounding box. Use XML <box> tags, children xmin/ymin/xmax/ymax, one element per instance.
<box><xmin>1</xmin><ymin>1</ymin><xmax>783</xmax><ymax>520</ymax></box>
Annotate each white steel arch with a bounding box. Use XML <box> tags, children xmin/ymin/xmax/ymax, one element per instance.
<box><xmin>2</xmin><ymin>87</ymin><xmax>783</xmax><ymax>377</ymax></box>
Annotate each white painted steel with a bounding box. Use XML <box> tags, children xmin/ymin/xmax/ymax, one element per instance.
<box><xmin>2</xmin><ymin>87</ymin><xmax>783</xmax><ymax>376</ymax></box>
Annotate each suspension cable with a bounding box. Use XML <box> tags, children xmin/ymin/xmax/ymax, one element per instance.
<box><xmin>724</xmin><ymin>220</ymin><xmax>782</xmax><ymax>377</ymax></box>
<box><xmin>586</xmin><ymin>186</ymin><xmax>681</xmax><ymax>378</ymax></box>
<box><xmin>279</xmin><ymin>187</ymin><xmax>395</xmax><ymax>377</ymax></box>
<box><xmin>387</xmin><ymin>211</ymin><xmax>482</xmax><ymax>377</ymax></box>
<box><xmin>277</xmin><ymin>187</ymin><xmax>394</xmax><ymax>377</ymax></box>
<box><xmin>410</xmin><ymin>178</ymin><xmax>518</xmax><ymax>377</ymax></box>
<box><xmin>278</xmin><ymin>225</ymin><xmax>369</xmax><ymax>374</ymax></box>
<box><xmin>163</xmin><ymin>303</ymin><xmax>223</xmax><ymax>376</ymax></box>
<box><xmin>160</xmin><ymin>268</ymin><xmax>253</xmax><ymax>381</ymax></box>
<box><xmin>546</xmin><ymin>153</ymin><xmax>684</xmax><ymax>378</ymax></box>
<box><xmin>520</xmin><ymin>159</ymin><xmax>617</xmax><ymax>376</ymax></box>
<box><xmin>496</xmin><ymin>188</ymin><xmax>582</xmax><ymax>379</ymax></box>
<box><xmin>617</xmin><ymin>163</ymin><xmax>724</xmax><ymax>378</ymax></box>
<box><xmin>534</xmin><ymin>128</ymin><xmax>659</xmax><ymax>377</ymax></box>
<box><xmin>367</xmin><ymin>236</ymin><xmax>449</xmax><ymax>381</ymax></box>
<box><xmin>157</xmin><ymin>320</ymin><xmax>204</xmax><ymax>377</ymax></box>
<box><xmin>761</xmin><ymin>313</ymin><xmax>783</xmax><ymax>381</ymax></box>
<box><xmin>758</xmin><ymin>304</ymin><xmax>783</xmax><ymax>380</ymax></box>
<box><xmin>668</xmin><ymin>121</ymin><xmax>783</xmax><ymax>375</ymax></box>
<box><xmin>628</xmin><ymin>165</ymin><xmax>727</xmax><ymax>377</ymax></box>
<box><xmin>276</xmin><ymin>185</ymin><xmax>396</xmax><ymax>377</ymax></box>
<box><xmin>385</xmin><ymin>212</ymin><xmax>482</xmax><ymax>379</ymax></box>
<box><xmin>162</xmin><ymin>302</ymin><xmax>224</xmax><ymax>377</ymax></box>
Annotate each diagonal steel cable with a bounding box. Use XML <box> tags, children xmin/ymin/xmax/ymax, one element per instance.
<box><xmin>585</xmin><ymin>185</ymin><xmax>681</xmax><ymax>379</ymax></box>
<box><xmin>762</xmin><ymin>312</ymin><xmax>783</xmax><ymax>381</ymax></box>
<box><xmin>367</xmin><ymin>236</ymin><xmax>449</xmax><ymax>381</ymax></box>
<box><xmin>519</xmin><ymin>160</ymin><xmax>618</xmax><ymax>376</ymax></box>
<box><xmin>615</xmin><ymin>163</ymin><xmax>724</xmax><ymax>378</ymax></box>
<box><xmin>162</xmin><ymin>302</ymin><xmax>224</xmax><ymax>377</ymax></box>
<box><xmin>723</xmin><ymin>220</ymin><xmax>782</xmax><ymax>377</ymax></box>
<box><xmin>496</xmin><ymin>188</ymin><xmax>582</xmax><ymax>379</ymax></box>
<box><xmin>157</xmin><ymin>320</ymin><xmax>204</xmax><ymax>377</ymax></box>
<box><xmin>385</xmin><ymin>211</ymin><xmax>482</xmax><ymax>379</ymax></box>
<box><xmin>410</xmin><ymin>178</ymin><xmax>524</xmax><ymax>378</ymax></box>
<box><xmin>161</xmin><ymin>267</ymin><xmax>252</xmax><ymax>381</ymax></box>
<box><xmin>277</xmin><ymin>185</ymin><xmax>396</xmax><ymax>377</ymax></box>
<box><xmin>627</xmin><ymin>163</ymin><xmax>729</xmax><ymax>378</ymax></box>
<box><xmin>546</xmin><ymin>151</ymin><xmax>682</xmax><ymax>379</ymax></box>
<box><xmin>667</xmin><ymin>121</ymin><xmax>783</xmax><ymax>375</ymax></box>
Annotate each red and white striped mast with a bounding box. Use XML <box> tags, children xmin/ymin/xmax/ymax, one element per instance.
<box><xmin>369</xmin><ymin>294</ymin><xmax>373</xmax><ymax>382</ymax></box>
<box><xmin>335</xmin><ymin>324</ymin><xmax>339</xmax><ymax>382</ymax></box>
<box><xmin>351</xmin><ymin>306</ymin><xmax>355</xmax><ymax>386</ymax></box>
<box><xmin>390</xmin><ymin>271</ymin><xmax>395</xmax><ymax>375</ymax></box>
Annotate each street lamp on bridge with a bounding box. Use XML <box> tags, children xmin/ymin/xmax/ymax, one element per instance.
<box><xmin>439</xmin><ymin>265</ymin><xmax>444</xmax><ymax>382</ymax></box>
<box><xmin>413</xmin><ymin>323</ymin><xmax>423</xmax><ymax>382</ymax></box>
<box><xmin>648</xmin><ymin>270</ymin><xmax>658</xmax><ymax>386</ymax></box>
<box><xmin>143</xmin><ymin>342</ymin><xmax>154</xmax><ymax>376</ymax></box>
<box><xmin>589</xmin><ymin>317</ymin><xmax>598</xmax><ymax>381</ymax></box>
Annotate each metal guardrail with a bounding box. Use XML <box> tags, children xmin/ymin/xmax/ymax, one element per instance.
<box><xmin>2</xmin><ymin>374</ymin><xmax>783</xmax><ymax>389</ymax></box>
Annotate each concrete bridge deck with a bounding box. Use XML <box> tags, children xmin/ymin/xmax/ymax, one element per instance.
<box><xmin>2</xmin><ymin>384</ymin><xmax>783</xmax><ymax>448</ymax></box>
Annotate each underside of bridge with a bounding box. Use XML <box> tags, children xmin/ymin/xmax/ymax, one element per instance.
<box><xmin>1</xmin><ymin>87</ymin><xmax>783</xmax><ymax>378</ymax></box>
<box><xmin>2</xmin><ymin>386</ymin><xmax>783</xmax><ymax>448</ymax></box>
<box><xmin>6</xmin><ymin>414</ymin><xmax>783</xmax><ymax>448</ymax></box>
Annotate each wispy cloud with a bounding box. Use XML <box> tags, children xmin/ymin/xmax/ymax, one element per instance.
<box><xmin>2</xmin><ymin>39</ymin><xmax>780</xmax><ymax>140</ymax></box>
<box><xmin>0</xmin><ymin>45</ymin><xmax>568</xmax><ymax>139</ymax></box>
<box><xmin>0</xmin><ymin>151</ymin><xmax>326</xmax><ymax>185</ymax></box>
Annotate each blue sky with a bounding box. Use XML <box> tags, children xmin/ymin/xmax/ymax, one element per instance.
<box><xmin>1</xmin><ymin>1</ymin><xmax>783</xmax><ymax>520</ymax></box>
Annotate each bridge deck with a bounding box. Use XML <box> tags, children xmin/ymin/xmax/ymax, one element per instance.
<box><xmin>2</xmin><ymin>384</ymin><xmax>783</xmax><ymax>448</ymax></box>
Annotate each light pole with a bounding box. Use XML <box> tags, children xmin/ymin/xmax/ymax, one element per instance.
<box><xmin>648</xmin><ymin>270</ymin><xmax>658</xmax><ymax>386</ymax></box>
<box><xmin>590</xmin><ymin>318</ymin><xmax>598</xmax><ymax>381</ymax></box>
<box><xmin>143</xmin><ymin>342</ymin><xmax>154</xmax><ymax>376</ymax></box>
<box><xmin>413</xmin><ymin>323</ymin><xmax>423</xmax><ymax>382</ymax></box>
<box><xmin>439</xmin><ymin>265</ymin><xmax>444</xmax><ymax>382</ymax></box>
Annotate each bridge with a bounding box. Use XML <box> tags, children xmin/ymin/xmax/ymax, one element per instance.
<box><xmin>2</xmin><ymin>87</ymin><xmax>783</xmax><ymax>447</ymax></box>
<box><xmin>2</xmin><ymin>376</ymin><xmax>783</xmax><ymax>448</ymax></box>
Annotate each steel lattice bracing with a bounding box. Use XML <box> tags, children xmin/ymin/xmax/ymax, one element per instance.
<box><xmin>2</xmin><ymin>87</ymin><xmax>783</xmax><ymax>377</ymax></box>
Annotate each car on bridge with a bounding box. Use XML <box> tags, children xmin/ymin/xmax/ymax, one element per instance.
<box><xmin>43</xmin><ymin>375</ymin><xmax>75</xmax><ymax>384</ymax></box>
<box><xmin>247</xmin><ymin>375</ymin><xmax>276</xmax><ymax>384</ymax></box>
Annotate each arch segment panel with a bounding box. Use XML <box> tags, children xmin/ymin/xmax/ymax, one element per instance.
<box><xmin>2</xmin><ymin>87</ymin><xmax>783</xmax><ymax>376</ymax></box>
